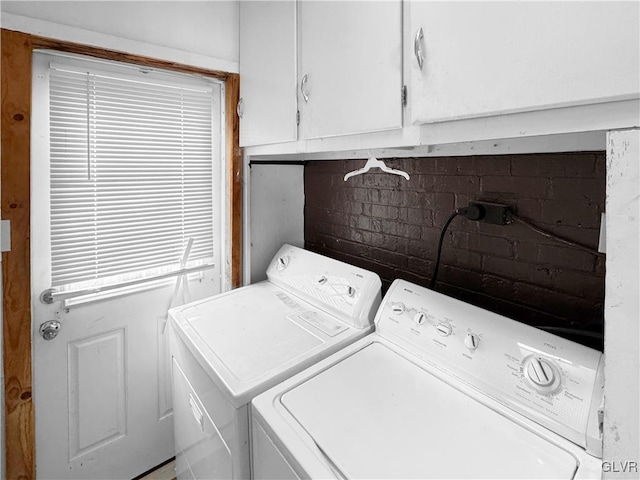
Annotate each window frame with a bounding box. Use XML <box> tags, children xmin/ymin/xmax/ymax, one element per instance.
<box><xmin>32</xmin><ymin>50</ymin><xmax>230</xmax><ymax>304</ymax></box>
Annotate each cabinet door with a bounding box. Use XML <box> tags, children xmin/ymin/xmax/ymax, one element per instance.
<box><xmin>409</xmin><ymin>1</ymin><xmax>640</xmax><ymax>124</ymax></box>
<box><xmin>299</xmin><ymin>0</ymin><xmax>403</xmax><ymax>140</ymax></box>
<box><xmin>239</xmin><ymin>1</ymin><xmax>298</xmax><ymax>146</ymax></box>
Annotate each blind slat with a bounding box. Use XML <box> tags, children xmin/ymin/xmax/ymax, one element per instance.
<box><xmin>49</xmin><ymin>63</ymin><xmax>216</xmax><ymax>288</ymax></box>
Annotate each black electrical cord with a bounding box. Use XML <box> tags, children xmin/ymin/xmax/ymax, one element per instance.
<box><xmin>429</xmin><ymin>204</ymin><xmax>603</xmax><ymax>290</ymax></box>
<box><xmin>429</xmin><ymin>211</ymin><xmax>460</xmax><ymax>289</ymax></box>
<box><xmin>511</xmin><ymin>215</ymin><xmax>603</xmax><ymax>256</ymax></box>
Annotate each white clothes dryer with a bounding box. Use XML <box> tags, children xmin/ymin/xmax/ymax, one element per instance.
<box><xmin>168</xmin><ymin>244</ymin><xmax>382</xmax><ymax>480</ymax></box>
<box><xmin>251</xmin><ymin>278</ymin><xmax>604</xmax><ymax>479</ymax></box>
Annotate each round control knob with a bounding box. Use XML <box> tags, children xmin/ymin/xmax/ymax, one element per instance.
<box><xmin>525</xmin><ymin>356</ymin><xmax>556</xmax><ymax>387</ymax></box>
<box><xmin>464</xmin><ymin>333</ymin><xmax>480</xmax><ymax>351</ymax></box>
<box><xmin>276</xmin><ymin>256</ymin><xmax>289</xmax><ymax>271</ymax></box>
<box><xmin>521</xmin><ymin>355</ymin><xmax>562</xmax><ymax>395</ymax></box>
<box><xmin>391</xmin><ymin>302</ymin><xmax>405</xmax><ymax>315</ymax></box>
<box><xmin>414</xmin><ymin>311</ymin><xmax>428</xmax><ymax>325</ymax></box>
<box><xmin>435</xmin><ymin>322</ymin><xmax>452</xmax><ymax>336</ymax></box>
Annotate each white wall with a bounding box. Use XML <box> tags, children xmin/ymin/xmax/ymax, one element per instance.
<box><xmin>604</xmin><ymin>129</ymin><xmax>640</xmax><ymax>478</ymax></box>
<box><xmin>248</xmin><ymin>164</ymin><xmax>305</xmax><ymax>283</ymax></box>
<box><xmin>0</xmin><ymin>1</ymin><xmax>239</xmax><ymax>72</ymax></box>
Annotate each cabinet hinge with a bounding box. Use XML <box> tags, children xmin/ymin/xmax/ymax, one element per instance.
<box><xmin>296</xmin><ymin>110</ymin><xmax>300</xmax><ymax>126</ymax></box>
<box><xmin>402</xmin><ymin>85</ymin><xmax>407</xmax><ymax>107</ymax></box>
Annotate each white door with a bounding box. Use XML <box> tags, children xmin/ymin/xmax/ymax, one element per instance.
<box><xmin>30</xmin><ymin>52</ymin><xmax>227</xmax><ymax>479</ymax></box>
<box><xmin>298</xmin><ymin>0</ymin><xmax>403</xmax><ymax>139</ymax></box>
<box><xmin>408</xmin><ymin>1</ymin><xmax>640</xmax><ymax>124</ymax></box>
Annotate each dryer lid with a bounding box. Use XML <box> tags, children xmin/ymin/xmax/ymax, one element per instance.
<box><xmin>281</xmin><ymin>342</ymin><xmax>579</xmax><ymax>479</ymax></box>
<box><xmin>174</xmin><ymin>282</ymin><xmax>325</xmax><ymax>382</ymax></box>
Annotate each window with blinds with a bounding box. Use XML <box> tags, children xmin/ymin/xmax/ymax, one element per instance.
<box><xmin>48</xmin><ymin>62</ymin><xmax>219</xmax><ymax>291</ymax></box>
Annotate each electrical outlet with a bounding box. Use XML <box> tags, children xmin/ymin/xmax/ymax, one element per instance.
<box><xmin>470</xmin><ymin>201</ymin><xmax>512</xmax><ymax>225</ymax></box>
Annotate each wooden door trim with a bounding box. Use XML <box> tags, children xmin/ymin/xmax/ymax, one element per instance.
<box><xmin>1</xmin><ymin>28</ymin><xmax>242</xmax><ymax>479</ymax></box>
<box><xmin>2</xmin><ymin>29</ymin><xmax>34</xmax><ymax>480</ymax></box>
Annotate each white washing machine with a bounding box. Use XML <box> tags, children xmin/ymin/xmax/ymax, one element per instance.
<box><xmin>251</xmin><ymin>279</ymin><xmax>604</xmax><ymax>479</ymax></box>
<box><xmin>168</xmin><ymin>244</ymin><xmax>382</xmax><ymax>480</ymax></box>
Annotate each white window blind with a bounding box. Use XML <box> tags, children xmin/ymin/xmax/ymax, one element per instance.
<box><xmin>49</xmin><ymin>63</ymin><xmax>216</xmax><ymax>289</ymax></box>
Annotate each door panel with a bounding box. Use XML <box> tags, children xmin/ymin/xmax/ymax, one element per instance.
<box><xmin>68</xmin><ymin>328</ymin><xmax>127</xmax><ymax>460</ymax></box>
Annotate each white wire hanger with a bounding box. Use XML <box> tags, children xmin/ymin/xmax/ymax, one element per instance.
<box><xmin>343</xmin><ymin>154</ymin><xmax>410</xmax><ymax>181</ymax></box>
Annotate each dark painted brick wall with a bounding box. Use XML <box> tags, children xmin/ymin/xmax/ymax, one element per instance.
<box><xmin>304</xmin><ymin>152</ymin><xmax>605</xmax><ymax>349</ymax></box>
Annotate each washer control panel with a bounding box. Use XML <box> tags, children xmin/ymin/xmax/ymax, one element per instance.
<box><xmin>266</xmin><ymin>245</ymin><xmax>382</xmax><ymax>329</ymax></box>
<box><xmin>375</xmin><ymin>279</ymin><xmax>603</xmax><ymax>452</ymax></box>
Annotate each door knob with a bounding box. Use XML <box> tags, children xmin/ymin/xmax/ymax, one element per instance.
<box><xmin>39</xmin><ymin>320</ymin><xmax>61</xmax><ymax>340</ymax></box>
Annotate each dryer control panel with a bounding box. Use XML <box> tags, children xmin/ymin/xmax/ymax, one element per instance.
<box><xmin>376</xmin><ymin>279</ymin><xmax>604</xmax><ymax>456</ymax></box>
<box><xmin>266</xmin><ymin>245</ymin><xmax>382</xmax><ymax>329</ymax></box>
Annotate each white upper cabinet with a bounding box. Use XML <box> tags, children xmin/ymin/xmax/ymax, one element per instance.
<box><xmin>239</xmin><ymin>1</ymin><xmax>638</xmax><ymax>154</ymax></box>
<box><xmin>298</xmin><ymin>0</ymin><xmax>403</xmax><ymax>139</ymax></box>
<box><xmin>408</xmin><ymin>1</ymin><xmax>640</xmax><ymax>124</ymax></box>
<box><xmin>239</xmin><ymin>1</ymin><xmax>298</xmax><ymax>147</ymax></box>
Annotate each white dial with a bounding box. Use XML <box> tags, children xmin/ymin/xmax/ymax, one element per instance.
<box><xmin>276</xmin><ymin>256</ymin><xmax>289</xmax><ymax>271</ymax></box>
<box><xmin>522</xmin><ymin>355</ymin><xmax>562</xmax><ymax>394</ymax></box>
<box><xmin>435</xmin><ymin>322</ymin><xmax>452</xmax><ymax>336</ymax></box>
<box><xmin>414</xmin><ymin>311</ymin><xmax>427</xmax><ymax>325</ymax></box>
<box><xmin>526</xmin><ymin>357</ymin><xmax>555</xmax><ymax>386</ymax></box>
<box><xmin>391</xmin><ymin>302</ymin><xmax>405</xmax><ymax>315</ymax></box>
<box><xmin>464</xmin><ymin>333</ymin><xmax>480</xmax><ymax>351</ymax></box>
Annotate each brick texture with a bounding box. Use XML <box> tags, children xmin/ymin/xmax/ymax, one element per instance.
<box><xmin>304</xmin><ymin>152</ymin><xmax>605</xmax><ymax>349</ymax></box>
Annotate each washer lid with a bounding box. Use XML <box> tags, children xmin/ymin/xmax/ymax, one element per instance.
<box><xmin>281</xmin><ymin>342</ymin><xmax>579</xmax><ymax>480</ymax></box>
